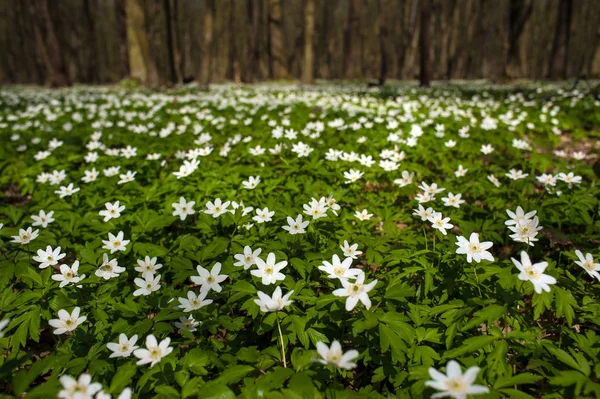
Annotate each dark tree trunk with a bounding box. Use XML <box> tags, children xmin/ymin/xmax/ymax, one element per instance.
<box><xmin>197</xmin><ymin>0</ymin><xmax>215</xmax><ymax>88</ymax></box>
<box><xmin>419</xmin><ymin>0</ymin><xmax>431</xmax><ymax>87</ymax></box>
<box><xmin>33</xmin><ymin>0</ymin><xmax>69</xmax><ymax>86</ymax></box>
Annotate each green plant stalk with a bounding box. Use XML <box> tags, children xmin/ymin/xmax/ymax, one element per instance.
<box><xmin>276</xmin><ymin>312</ymin><xmax>287</xmax><ymax>368</ymax></box>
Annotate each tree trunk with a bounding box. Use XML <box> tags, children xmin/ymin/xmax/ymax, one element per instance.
<box><xmin>301</xmin><ymin>0</ymin><xmax>315</xmax><ymax>84</ymax></box>
<box><xmin>419</xmin><ymin>0</ymin><xmax>431</xmax><ymax>87</ymax></box>
<box><xmin>344</xmin><ymin>0</ymin><xmax>362</xmax><ymax>79</ymax></box>
<box><xmin>269</xmin><ymin>0</ymin><xmax>287</xmax><ymax>79</ymax></box>
<box><xmin>164</xmin><ymin>0</ymin><xmax>182</xmax><ymax>84</ymax></box>
<box><xmin>197</xmin><ymin>0</ymin><xmax>214</xmax><ymax>88</ymax></box>
<box><xmin>125</xmin><ymin>0</ymin><xmax>159</xmax><ymax>87</ymax></box>
<box><xmin>33</xmin><ymin>0</ymin><xmax>69</xmax><ymax>87</ymax></box>
<box><xmin>243</xmin><ymin>0</ymin><xmax>260</xmax><ymax>83</ymax></box>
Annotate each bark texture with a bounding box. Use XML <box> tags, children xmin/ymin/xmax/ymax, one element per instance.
<box><xmin>0</xmin><ymin>0</ymin><xmax>598</xmax><ymax>85</ymax></box>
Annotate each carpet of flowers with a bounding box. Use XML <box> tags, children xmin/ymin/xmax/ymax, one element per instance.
<box><xmin>0</xmin><ymin>83</ymin><xmax>599</xmax><ymax>399</ymax></box>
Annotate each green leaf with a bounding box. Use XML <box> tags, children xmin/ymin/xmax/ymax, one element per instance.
<box><xmin>554</xmin><ymin>287</ymin><xmax>577</xmax><ymax>326</ymax></box>
<box><xmin>109</xmin><ymin>362</ymin><xmax>137</xmax><ymax>393</ymax></box>
<box><xmin>494</xmin><ymin>373</ymin><xmax>543</xmax><ymax>389</ymax></box>
<box><xmin>443</xmin><ymin>335</ymin><xmax>497</xmax><ymax>359</ymax></box>
<box><xmin>213</xmin><ymin>365</ymin><xmax>254</xmax><ymax>385</ymax></box>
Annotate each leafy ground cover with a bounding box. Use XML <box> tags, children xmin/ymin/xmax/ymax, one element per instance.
<box><xmin>0</xmin><ymin>83</ymin><xmax>599</xmax><ymax>399</ymax></box>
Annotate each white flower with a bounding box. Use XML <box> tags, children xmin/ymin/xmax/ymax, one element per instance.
<box><xmin>419</xmin><ymin>182</ymin><xmax>445</xmax><ymax>196</ymax></box>
<box><xmin>428</xmin><ymin>212</ymin><xmax>454</xmax><ymax>235</ymax></box>
<box><xmin>325</xmin><ymin>194</ymin><xmax>341</xmax><ymax>216</ymax></box>
<box><xmin>107</xmin><ymin>334</ymin><xmax>139</xmax><ymax>358</ymax></box>
<box><xmin>31</xmin><ymin>210</ymin><xmax>55</xmax><ymax>228</ymax></box>
<box><xmin>332</xmin><ymin>273</ymin><xmax>377</xmax><ymax>311</ymax></box>
<box><xmin>172</xmin><ymin>197</ymin><xmax>196</xmax><ymax>221</ymax></box>
<box><xmin>58</xmin><ymin>373</ymin><xmax>102</xmax><ymax>399</ymax></box>
<box><xmin>425</xmin><ymin>360</ymin><xmax>489</xmax><ymax>399</ymax></box>
<box><xmin>282</xmin><ymin>214</ymin><xmax>309</xmax><ymax>234</ymax></box>
<box><xmin>354</xmin><ymin>209</ymin><xmax>373</xmax><ymax>221</ymax></box>
<box><xmin>303</xmin><ymin>198</ymin><xmax>328</xmax><ymax>220</ymax></box>
<box><xmin>242</xmin><ymin>176</ymin><xmax>261</xmax><ymax>189</ymax></box>
<box><xmin>574</xmin><ymin>250</ymin><xmax>600</xmax><ymax>281</ymax></box>
<box><xmin>204</xmin><ymin>198</ymin><xmax>230</xmax><ymax>218</ymax></box>
<box><xmin>505</xmin><ymin>207</ymin><xmax>537</xmax><ymax>226</ymax></box>
<box><xmin>102</xmin><ymin>231</ymin><xmax>130</xmax><ymax>254</ymax></box>
<box><xmin>52</xmin><ymin>261</ymin><xmax>85</xmax><ymax>288</ymax></box>
<box><xmin>254</xmin><ymin>286</ymin><xmax>294</xmax><ymax>312</ymax></box>
<box><xmin>49</xmin><ymin>307</ymin><xmax>86</xmax><ymax>335</ymax></box>
<box><xmin>0</xmin><ymin>319</ymin><xmax>10</xmax><ymax>338</ymax></box>
<box><xmin>117</xmin><ymin>171</ymin><xmax>136</xmax><ymax>184</ymax></box>
<box><xmin>344</xmin><ymin>169</ymin><xmax>364</xmax><ymax>184</ymax></box>
<box><xmin>251</xmin><ymin>253</ymin><xmax>287</xmax><ymax>285</ymax></box>
<box><xmin>340</xmin><ymin>240</ymin><xmax>362</xmax><ymax>259</ymax></box>
<box><xmin>536</xmin><ymin>174</ymin><xmax>557</xmax><ymax>187</ymax></box>
<box><xmin>133</xmin><ymin>334</ymin><xmax>173</xmax><ymax>368</ymax></box>
<box><xmin>480</xmin><ymin>144</ymin><xmax>494</xmax><ymax>154</ymax></box>
<box><xmin>506</xmin><ymin>168</ymin><xmax>528</xmax><ymax>180</ymax></box>
<box><xmin>442</xmin><ymin>193</ymin><xmax>465</xmax><ymax>208</ymax></box>
<box><xmin>455</xmin><ymin>233</ymin><xmax>494</xmax><ymax>264</ymax></box>
<box><xmin>178</xmin><ymin>290</ymin><xmax>213</xmax><ymax>312</ymax></box>
<box><xmin>82</xmin><ymin>168</ymin><xmax>99</xmax><ymax>183</ymax></box>
<box><xmin>318</xmin><ymin>255</ymin><xmax>362</xmax><ymax>281</ymax></box>
<box><xmin>413</xmin><ymin>205</ymin><xmax>435</xmax><ymax>221</ymax></box>
<box><xmin>253</xmin><ymin>207</ymin><xmax>275</xmax><ymax>223</ymax></box>
<box><xmin>557</xmin><ymin>172</ymin><xmax>582</xmax><ymax>186</ymax></box>
<box><xmin>230</xmin><ymin>201</ymin><xmax>253</xmax><ymax>216</ymax></box>
<box><xmin>173</xmin><ymin>159</ymin><xmax>200</xmax><ymax>179</ymax></box>
<box><xmin>55</xmin><ymin>183</ymin><xmax>80</xmax><ymax>198</ymax></box>
<box><xmin>507</xmin><ymin>216</ymin><xmax>542</xmax><ymax>246</ymax></box>
<box><xmin>487</xmin><ymin>174</ymin><xmax>501</xmax><ymax>187</ymax></box>
<box><xmin>454</xmin><ymin>165</ymin><xmax>468</xmax><ymax>177</ymax></box>
<box><xmin>99</xmin><ymin>201</ymin><xmax>125</xmax><ymax>222</ymax></box>
<box><xmin>133</xmin><ymin>274</ymin><xmax>162</xmax><ymax>296</ymax></box>
<box><xmin>103</xmin><ymin>166</ymin><xmax>120</xmax><ymax>177</ymax></box>
<box><xmin>135</xmin><ymin>256</ymin><xmax>163</xmax><ymax>277</ymax></box>
<box><xmin>394</xmin><ymin>170</ymin><xmax>415</xmax><ymax>187</ymax></box>
<box><xmin>191</xmin><ymin>262</ymin><xmax>228</xmax><ymax>293</ymax></box>
<box><xmin>174</xmin><ymin>316</ymin><xmax>200</xmax><ymax>332</ymax></box>
<box><xmin>314</xmin><ymin>340</ymin><xmax>359</xmax><ymax>370</ymax></box>
<box><xmin>32</xmin><ymin>245</ymin><xmax>66</xmax><ymax>269</ymax></box>
<box><xmin>95</xmin><ymin>254</ymin><xmax>126</xmax><ymax>280</ymax></box>
<box><xmin>511</xmin><ymin>251</ymin><xmax>556</xmax><ymax>294</ymax></box>
<box><xmin>233</xmin><ymin>246</ymin><xmax>262</xmax><ymax>270</ymax></box>
<box><xmin>10</xmin><ymin>227</ymin><xmax>39</xmax><ymax>244</ymax></box>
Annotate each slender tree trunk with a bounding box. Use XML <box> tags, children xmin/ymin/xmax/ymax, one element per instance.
<box><xmin>301</xmin><ymin>0</ymin><xmax>315</xmax><ymax>84</ymax></box>
<box><xmin>126</xmin><ymin>0</ymin><xmax>159</xmax><ymax>87</ymax></box>
<box><xmin>269</xmin><ymin>0</ymin><xmax>287</xmax><ymax>79</ymax></box>
<box><xmin>33</xmin><ymin>0</ymin><xmax>69</xmax><ymax>87</ymax></box>
<box><xmin>164</xmin><ymin>0</ymin><xmax>182</xmax><ymax>84</ymax></box>
<box><xmin>419</xmin><ymin>0</ymin><xmax>431</xmax><ymax>87</ymax></box>
<box><xmin>344</xmin><ymin>0</ymin><xmax>362</xmax><ymax>79</ymax></box>
<box><xmin>377</xmin><ymin>0</ymin><xmax>389</xmax><ymax>85</ymax></box>
<box><xmin>197</xmin><ymin>0</ymin><xmax>214</xmax><ymax>89</ymax></box>
<box><xmin>243</xmin><ymin>0</ymin><xmax>260</xmax><ymax>83</ymax></box>
<box><xmin>116</xmin><ymin>0</ymin><xmax>130</xmax><ymax>79</ymax></box>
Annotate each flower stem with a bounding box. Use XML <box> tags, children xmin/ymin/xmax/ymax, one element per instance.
<box><xmin>473</xmin><ymin>265</ymin><xmax>482</xmax><ymax>297</ymax></box>
<box><xmin>423</xmin><ymin>226</ymin><xmax>428</xmax><ymax>250</ymax></box>
<box><xmin>276</xmin><ymin>312</ymin><xmax>287</xmax><ymax>368</ymax></box>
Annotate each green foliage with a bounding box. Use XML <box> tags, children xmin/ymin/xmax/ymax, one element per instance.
<box><xmin>0</xmin><ymin>83</ymin><xmax>599</xmax><ymax>398</ymax></box>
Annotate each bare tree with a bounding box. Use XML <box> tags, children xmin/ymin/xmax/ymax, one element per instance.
<box><xmin>269</xmin><ymin>0</ymin><xmax>287</xmax><ymax>79</ymax></box>
<box><xmin>197</xmin><ymin>0</ymin><xmax>215</xmax><ymax>89</ymax></box>
<box><xmin>419</xmin><ymin>0</ymin><xmax>431</xmax><ymax>87</ymax></box>
<box><xmin>126</xmin><ymin>0</ymin><xmax>159</xmax><ymax>87</ymax></box>
<box><xmin>301</xmin><ymin>0</ymin><xmax>316</xmax><ymax>84</ymax></box>
<box><xmin>31</xmin><ymin>0</ymin><xmax>69</xmax><ymax>87</ymax></box>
